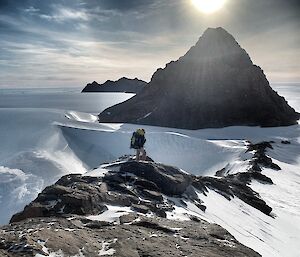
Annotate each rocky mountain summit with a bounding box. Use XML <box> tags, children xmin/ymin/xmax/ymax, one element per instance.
<box><xmin>98</xmin><ymin>27</ymin><xmax>299</xmax><ymax>129</ymax></box>
<box><xmin>82</xmin><ymin>77</ymin><xmax>147</xmax><ymax>93</ymax></box>
<box><xmin>0</xmin><ymin>141</ymin><xmax>283</xmax><ymax>256</ymax></box>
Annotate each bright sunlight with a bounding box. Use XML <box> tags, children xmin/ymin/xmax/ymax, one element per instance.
<box><xmin>191</xmin><ymin>0</ymin><xmax>227</xmax><ymax>14</ymax></box>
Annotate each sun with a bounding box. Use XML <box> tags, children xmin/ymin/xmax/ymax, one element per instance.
<box><xmin>191</xmin><ymin>0</ymin><xmax>227</xmax><ymax>14</ymax></box>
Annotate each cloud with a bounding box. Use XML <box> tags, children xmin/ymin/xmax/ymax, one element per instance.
<box><xmin>26</xmin><ymin>4</ymin><xmax>90</xmax><ymax>23</ymax></box>
<box><xmin>24</xmin><ymin>6</ymin><xmax>40</xmax><ymax>13</ymax></box>
<box><xmin>0</xmin><ymin>0</ymin><xmax>299</xmax><ymax>87</ymax></box>
<box><xmin>89</xmin><ymin>0</ymin><xmax>156</xmax><ymax>11</ymax></box>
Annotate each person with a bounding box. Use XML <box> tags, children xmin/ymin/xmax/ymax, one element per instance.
<box><xmin>130</xmin><ymin>128</ymin><xmax>146</xmax><ymax>161</ymax></box>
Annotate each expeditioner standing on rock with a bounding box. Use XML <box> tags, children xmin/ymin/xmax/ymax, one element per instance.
<box><xmin>130</xmin><ymin>128</ymin><xmax>146</xmax><ymax>161</ymax></box>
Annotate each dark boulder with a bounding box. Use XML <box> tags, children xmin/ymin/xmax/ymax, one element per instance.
<box><xmin>120</xmin><ymin>161</ymin><xmax>192</xmax><ymax>196</ymax></box>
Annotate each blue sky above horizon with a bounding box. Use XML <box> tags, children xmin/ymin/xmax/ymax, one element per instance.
<box><xmin>0</xmin><ymin>0</ymin><xmax>299</xmax><ymax>88</ymax></box>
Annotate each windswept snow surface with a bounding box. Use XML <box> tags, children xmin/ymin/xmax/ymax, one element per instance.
<box><xmin>1</xmin><ymin>84</ymin><xmax>300</xmax><ymax>257</ymax></box>
<box><xmin>0</xmin><ymin>89</ymin><xmax>133</xmax><ymax>224</ymax></box>
<box><xmin>59</xmin><ymin>124</ymin><xmax>247</xmax><ymax>173</ymax></box>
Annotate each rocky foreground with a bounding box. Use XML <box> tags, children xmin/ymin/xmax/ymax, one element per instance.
<box><xmin>1</xmin><ymin>215</ymin><xmax>260</xmax><ymax>257</ymax></box>
<box><xmin>98</xmin><ymin>27</ymin><xmax>299</xmax><ymax>129</ymax></box>
<box><xmin>0</xmin><ymin>142</ymin><xmax>280</xmax><ymax>257</ymax></box>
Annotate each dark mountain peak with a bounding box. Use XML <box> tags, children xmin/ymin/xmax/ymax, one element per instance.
<box><xmin>183</xmin><ymin>27</ymin><xmax>252</xmax><ymax>67</ymax></box>
<box><xmin>199</xmin><ymin>27</ymin><xmax>240</xmax><ymax>49</ymax></box>
<box><xmin>202</xmin><ymin>27</ymin><xmax>233</xmax><ymax>38</ymax></box>
<box><xmin>82</xmin><ymin>77</ymin><xmax>147</xmax><ymax>93</ymax></box>
<box><xmin>98</xmin><ymin>28</ymin><xmax>299</xmax><ymax>129</ymax></box>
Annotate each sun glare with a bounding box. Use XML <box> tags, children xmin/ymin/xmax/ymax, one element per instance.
<box><xmin>191</xmin><ymin>0</ymin><xmax>227</xmax><ymax>14</ymax></box>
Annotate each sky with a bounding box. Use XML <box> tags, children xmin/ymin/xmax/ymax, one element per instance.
<box><xmin>0</xmin><ymin>0</ymin><xmax>299</xmax><ymax>88</ymax></box>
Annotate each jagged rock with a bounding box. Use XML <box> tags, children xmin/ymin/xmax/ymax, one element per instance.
<box><xmin>215</xmin><ymin>167</ymin><xmax>227</xmax><ymax>177</ymax></box>
<box><xmin>140</xmin><ymin>189</ymin><xmax>163</xmax><ymax>202</ymax></box>
<box><xmin>193</xmin><ymin>172</ymin><xmax>273</xmax><ymax>215</ymax></box>
<box><xmin>9</xmin><ymin>205</ymin><xmax>46</xmax><ymax>225</ymax></box>
<box><xmin>183</xmin><ymin>185</ymin><xmax>199</xmax><ymax>200</ymax></box>
<box><xmin>120</xmin><ymin>161</ymin><xmax>192</xmax><ymax>196</ymax></box>
<box><xmin>228</xmin><ymin>172</ymin><xmax>273</xmax><ymax>185</ymax></box>
<box><xmin>82</xmin><ymin>77</ymin><xmax>147</xmax><ymax>93</ymax></box>
<box><xmin>196</xmin><ymin>177</ymin><xmax>234</xmax><ymax>201</ymax></box>
<box><xmin>81</xmin><ymin>219</ymin><xmax>112</xmax><ymax>229</ymax></box>
<box><xmin>133</xmin><ymin>179</ymin><xmax>160</xmax><ymax>192</ymax></box>
<box><xmin>10</xmin><ymin>157</ymin><xmax>274</xmax><ymax>225</ymax></box>
<box><xmin>42</xmin><ymin>184</ymin><xmax>73</xmax><ymax>196</ymax></box>
<box><xmin>247</xmin><ymin>141</ymin><xmax>281</xmax><ymax>171</ymax></box>
<box><xmin>98</xmin><ymin>27</ymin><xmax>299</xmax><ymax>129</ymax></box>
<box><xmin>269</xmin><ymin>163</ymin><xmax>281</xmax><ymax>170</ymax></box>
<box><xmin>230</xmin><ymin>183</ymin><xmax>272</xmax><ymax>215</ymax></box>
<box><xmin>131</xmin><ymin>204</ymin><xmax>150</xmax><ymax>214</ymax></box>
<box><xmin>11</xmin><ymin>161</ymin><xmax>191</xmax><ymax>223</ymax></box>
<box><xmin>10</xmin><ymin>175</ymin><xmax>120</xmax><ymax>223</ymax></box>
<box><xmin>247</xmin><ymin>141</ymin><xmax>273</xmax><ymax>152</ymax></box>
<box><xmin>194</xmin><ymin>202</ymin><xmax>207</xmax><ymax>212</ymax></box>
<box><xmin>251</xmin><ymin>162</ymin><xmax>262</xmax><ymax>172</ymax></box>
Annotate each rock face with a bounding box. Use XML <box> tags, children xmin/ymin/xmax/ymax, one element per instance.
<box><xmin>82</xmin><ymin>77</ymin><xmax>147</xmax><ymax>93</ymax></box>
<box><xmin>98</xmin><ymin>27</ymin><xmax>299</xmax><ymax>129</ymax></box>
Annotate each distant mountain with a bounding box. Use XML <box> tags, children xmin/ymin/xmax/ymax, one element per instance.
<box><xmin>82</xmin><ymin>77</ymin><xmax>147</xmax><ymax>93</ymax></box>
<box><xmin>98</xmin><ymin>27</ymin><xmax>299</xmax><ymax>129</ymax></box>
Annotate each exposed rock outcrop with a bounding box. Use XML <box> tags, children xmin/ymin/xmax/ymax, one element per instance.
<box><xmin>98</xmin><ymin>27</ymin><xmax>299</xmax><ymax>129</ymax></box>
<box><xmin>10</xmin><ymin>160</ymin><xmax>272</xmax><ymax>224</ymax></box>
<box><xmin>247</xmin><ymin>141</ymin><xmax>281</xmax><ymax>171</ymax></box>
<box><xmin>82</xmin><ymin>77</ymin><xmax>147</xmax><ymax>93</ymax></box>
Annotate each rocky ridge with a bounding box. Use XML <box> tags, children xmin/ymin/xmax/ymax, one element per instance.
<box><xmin>98</xmin><ymin>27</ymin><xmax>299</xmax><ymax>129</ymax></box>
<box><xmin>82</xmin><ymin>77</ymin><xmax>147</xmax><ymax>93</ymax></box>
<box><xmin>0</xmin><ymin>141</ymin><xmax>284</xmax><ymax>256</ymax></box>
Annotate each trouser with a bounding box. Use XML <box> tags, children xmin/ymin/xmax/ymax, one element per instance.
<box><xmin>136</xmin><ymin>147</ymin><xmax>146</xmax><ymax>161</ymax></box>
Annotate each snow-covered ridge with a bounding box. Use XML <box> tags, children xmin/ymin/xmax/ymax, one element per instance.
<box><xmin>0</xmin><ymin>85</ymin><xmax>299</xmax><ymax>257</ymax></box>
<box><xmin>7</xmin><ymin>134</ymin><xmax>300</xmax><ymax>257</ymax></box>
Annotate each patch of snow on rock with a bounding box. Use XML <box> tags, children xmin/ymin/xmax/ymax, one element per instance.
<box><xmin>87</xmin><ymin>205</ymin><xmax>133</xmax><ymax>224</ymax></box>
<box><xmin>98</xmin><ymin>239</ymin><xmax>117</xmax><ymax>256</ymax></box>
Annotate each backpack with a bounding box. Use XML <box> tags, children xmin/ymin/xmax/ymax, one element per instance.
<box><xmin>130</xmin><ymin>132</ymin><xmax>146</xmax><ymax>149</ymax></box>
